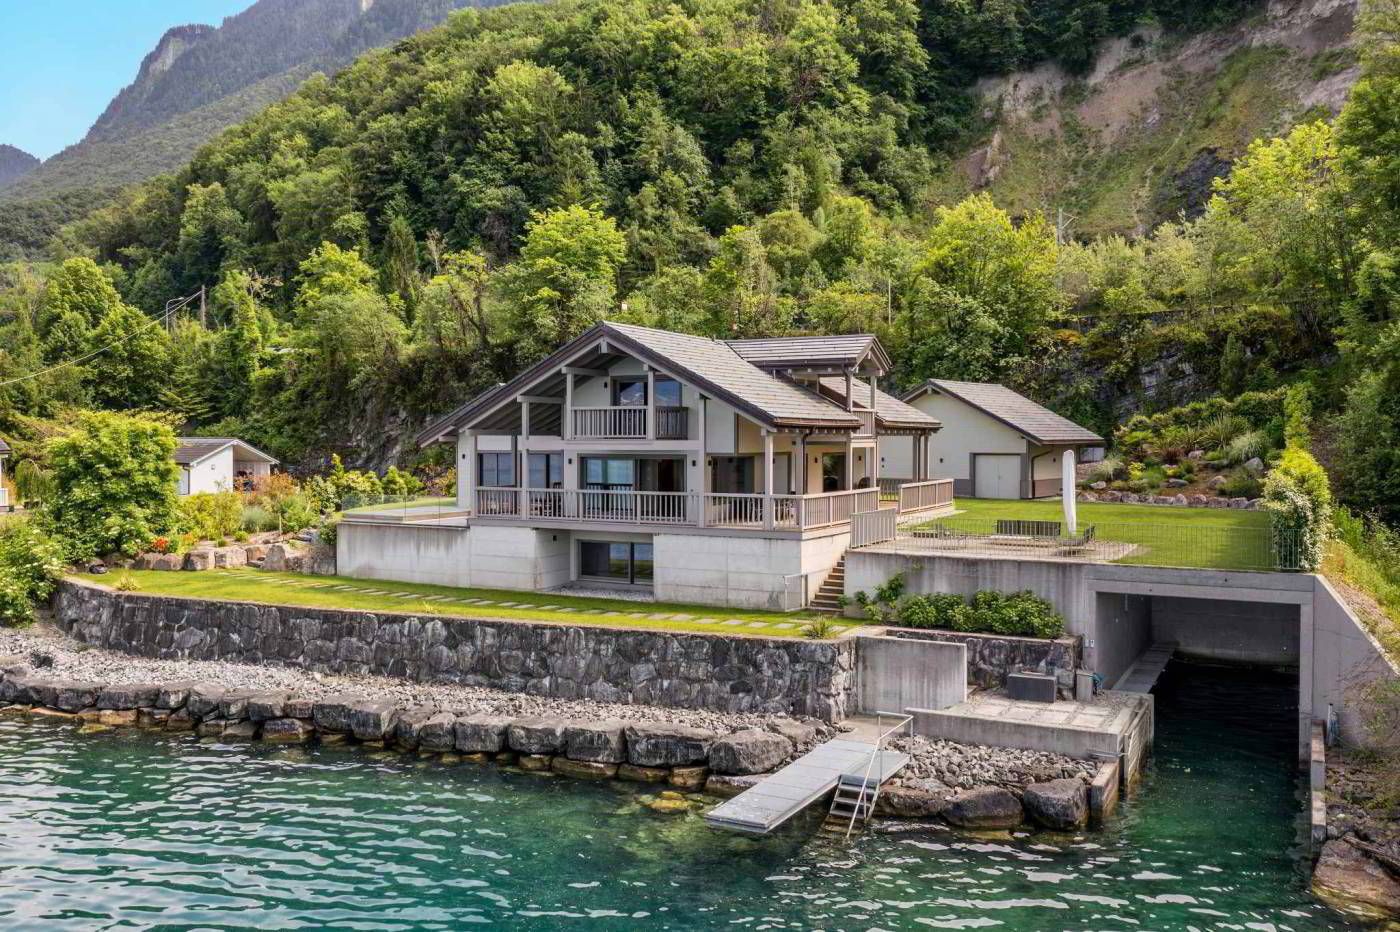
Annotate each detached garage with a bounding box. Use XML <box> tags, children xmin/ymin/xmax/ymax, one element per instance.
<box><xmin>882</xmin><ymin>379</ymin><xmax>1103</xmax><ymax>499</ymax></box>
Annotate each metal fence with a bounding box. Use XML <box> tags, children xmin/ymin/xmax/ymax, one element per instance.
<box><xmin>885</xmin><ymin>516</ymin><xmax>1303</xmax><ymax>572</ymax></box>
<box><xmin>339</xmin><ymin>494</ymin><xmax>463</xmax><ymax>523</ymax></box>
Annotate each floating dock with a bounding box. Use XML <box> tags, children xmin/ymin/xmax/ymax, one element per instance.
<box><xmin>704</xmin><ymin>737</ymin><xmax>909</xmax><ymax>835</ymax></box>
<box><xmin>1114</xmin><ymin>642</ymin><xmax>1177</xmax><ymax>694</ymax></box>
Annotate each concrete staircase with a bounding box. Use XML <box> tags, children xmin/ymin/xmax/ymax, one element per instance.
<box><xmin>809</xmin><ymin>557</ymin><xmax>846</xmax><ymax>614</ymax></box>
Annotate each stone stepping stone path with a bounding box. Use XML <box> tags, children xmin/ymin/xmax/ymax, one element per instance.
<box><xmin>557</xmin><ymin>607</ymin><xmax>577</xmax><ymax>613</ymax></box>
<box><xmin>721</xmin><ymin>620</ymin><xmax>744</xmax><ymax>627</ymax></box>
<box><xmin>692</xmin><ymin>618</ymin><xmax>716</xmax><ymax>625</ymax></box>
<box><xmin>603</xmin><ymin>611</ymin><xmax>622</xmax><ymax>617</ymax></box>
<box><xmin>646</xmin><ymin>613</ymin><xmax>672</xmax><ymax>620</ymax></box>
<box><xmin>670</xmin><ymin>614</ymin><xmax>695</xmax><ymax>621</ymax></box>
<box><xmin>627</xmin><ymin>612</ymin><xmax>646</xmax><ymax>618</ymax></box>
<box><xmin>423</xmin><ymin>596</ymin><xmax>446</xmax><ymax>602</ymax></box>
<box><xmin>746</xmin><ymin>622</ymin><xmax>768</xmax><ymax>629</ymax></box>
<box><xmin>774</xmin><ymin>623</ymin><xmax>796</xmax><ymax>630</ymax></box>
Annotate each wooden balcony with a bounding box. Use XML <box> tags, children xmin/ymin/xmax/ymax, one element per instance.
<box><xmin>570</xmin><ymin>406</ymin><xmax>689</xmax><ymax>440</ymax></box>
<box><xmin>473</xmin><ymin>487</ymin><xmax>880</xmax><ymax>532</ymax></box>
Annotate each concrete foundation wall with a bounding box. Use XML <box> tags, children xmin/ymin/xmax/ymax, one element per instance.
<box><xmin>1095</xmin><ymin>592</ymin><xmax>1151</xmax><ymax>688</ymax></box>
<box><xmin>1312</xmin><ymin>578</ymin><xmax>1399</xmax><ymax>751</ymax></box>
<box><xmin>53</xmin><ymin>580</ymin><xmax>855</xmax><ymax>720</ymax></box>
<box><xmin>653</xmin><ymin>531</ymin><xmax>847</xmax><ymax>610</ymax></box>
<box><xmin>1150</xmin><ymin>596</ymin><xmax>1299</xmax><ymax>667</ymax></box>
<box><xmin>856</xmin><ymin>635</ymin><xmax>966</xmax><ymax>714</ymax></box>
<box><xmin>337</xmin><ymin>523</ymin><xmax>473</xmax><ymax>588</ymax></box>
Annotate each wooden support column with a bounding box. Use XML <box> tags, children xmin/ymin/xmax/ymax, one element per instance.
<box><xmin>646</xmin><ymin>367</ymin><xmax>656</xmax><ymax>440</ymax></box>
<box><xmin>564</xmin><ymin>372</ymin><xmax>574</xmax><ymax>440</ymax></box>
<box><xmin>696</xmin><ymin>396</ymin><xmax>708</xmax><ymax>527</ymax></box>
<box><xmin>518</xmin><ymin>401</ymin><xmax>530</xmax><ymax>514</ymax></box>
<box><xmin>844</xmin><ymin>368</ymin><xmax>855</xmax><ymax>411</ymax></box>
<box><xmin>844</xmin><ymin>435</ymin><xmax>854</xmax><ymax>490</ymax></box>
<box><xmin>462</xmin><ymin>429</ymin><xmax>478</xmax><ymax>514</ymax></box>
<box><xmin>763</xmin><ymin>429</ymin><xmax>775</xmax><ymax>529</ymax></box>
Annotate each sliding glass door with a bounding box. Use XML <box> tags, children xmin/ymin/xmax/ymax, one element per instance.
<box><xmin>578</xmin><ymin>541</ymin><xmax>654</xmax><ymax>585</ymax></box>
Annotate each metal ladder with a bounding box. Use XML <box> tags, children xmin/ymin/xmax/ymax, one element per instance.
<box><xmin>825</xmin><ymin>711</ymin><xmax>913</xmax><ymax>839</ymax></box>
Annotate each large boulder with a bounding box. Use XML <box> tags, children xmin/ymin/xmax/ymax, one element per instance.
<box><xmin>263</xmin><ymin>544</ymin><xmax>305</xmax><ymax>573</ymax></box>
<box><xmin>52</xmin><ymin>682</ymin><xmax>100</xmax><ymax>713</ymax></box>
<box><xmin>393</xmin><ymin>706</ymin><xmax>439</xmax><ymax>749</ymax></box>
<box><xmin>1022</xmin><ymin>778</ymin><xmax>1088</xmax><ymax>830</ymax></box>
<box><xmin>185</xmin><ymin>684</ymin><xmax>227</xmax><ymax>718</ymax></box>
<box><xmin>247</xmin><ymin>693</ymin><xmax>289</xmax><ymax>722</ymax></box>
<box><xmin>183</xmin><ymin>549</ymin><xmax>216</xmax><ymax>571</ymax></box>
<box><xmin>151</xmin><ymin>553</ymin><xmax>183</xmax><ymax>571</ymax></box>
<box><xmin>508</xmin><ymin>717</ymin><xmax>567</xmax><ymax>754</ymax></box>
<box><xmin>1313</xmin><ymin>839</ymin><xmax>1400</xmax><ymax>921</ymax></box>
<box><xmin>418</xmin><ymin>712</ymin><xmax>459</xmax><ymax>752</ymax></box>
<box><xmin>312</xmin><ymin>695</ymin><xmax>359</xmax><ymax>733</ymax></box>
<box><xmin>454</xmin><ymin>713</ymin><xmax>511</xmax><ymax>753</ymax></box>
<box><xmin>348</xmin><ymin>699</ymin><xmax>399</xmax><ymax>741</ymax></box>
<box><xmin>157</xmin><ymin>682</ymin><xmax>196</xmax><ymax>710</ymax></box>
<box><xmin>624</xmin><ymin>723</ymin><xmax>716</xmax><ymax>767</ymax></box>
<box><xmin>97</xmin><ymin>684</ymin><xmax>160</xmax><ymax>710</ymax></box>
<box><xmin>218</xmin><ymin>689</ymin><xmax>258</xmax><ymax>721</ymax></box>
<box><xmin>767</xmin><ymin>719</ymin><xmax>819</xmax><ymax>750</ymax></box>
<box><xmin>262</xmin><ymin>718</ymin><xmax>314</xmax><ymax>744</ymax></box>
<box><xmin>875</xmin><ymin>778</ymin><xmax>950</xmax><ymax>819</ymax></box>
<box><xmin>709</xmin><ymin>729</ymin><xmax>791</xmax><ymax>775</ymax></box>
<box><xmin>212</xmin><ymin>547</ymin><xmax>248</xmax><ymax>569</ymax></box>
<box><xmin>942</xmin><ymin>787</ymin><xmax>1024</xmax><ymax>830</ymax></box>
<box><xmin>562</xmin><ymin>721</ymin><xmax>627</xmax><ymax>763</ymax></box>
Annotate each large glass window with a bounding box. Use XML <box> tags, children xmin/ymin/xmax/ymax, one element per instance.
<box><xmin>528</xmin><ymin>452</ymin><xmax>563</xmax><ymax>489</ymax></box>
<box><xmin>613</xmin><ymin>378</ymin><xmax>647</xmax><ymax>406</ymax></box>
<box><xmin>479</xmin><ymin>452</ymin><xmax>515</xmax><ymax>487</ymax></box>
<box><xmin>583</xmin><ymin>457</ymin><xmax>635</xmax><ymax>490</ymax></box>
<box><xmin>654</xmin><ymin>378</ymin><xmax>681</xmax><ymax>407</ymax></box>
<box><xmin>579</xmin><ymin>541</ymin><xmax>653</xmax><ymax>585</ymax></box>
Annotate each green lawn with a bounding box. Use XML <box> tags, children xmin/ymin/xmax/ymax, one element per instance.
<box><xmin>919</xmin><ymin>498</ymin><xmax>1284</xmax><ymax>572</ymax></box>
<box><xmin>77</xmin><ymin>570</ymin><xmax>842</xmax><ymax>639</ymax></box>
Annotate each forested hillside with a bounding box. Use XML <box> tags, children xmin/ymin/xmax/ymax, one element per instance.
<box><xmin>0</xmin><ymin>146</ymin><xmax>39</xmax><ymax>190</ymax></box>
<box><xmin>1</xmin><ymin>0</ymin><xmax>1398</xmax><ymax>532</ymax></box>
<box><xmin>0</xmin><ymin>0</ymin><xmax>513</xmax><ymax>251</ymax></box>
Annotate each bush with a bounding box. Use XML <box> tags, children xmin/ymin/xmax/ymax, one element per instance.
<box><xmin>801</xmin><ymin>617</ymin><xmax>840</xmax><ymax>639</ymax></box>
<box><xmin>1222</xmin><ymin>429</ymin><xmax>1269</xmax><ymax>466</ymax></box>
<box><xmin>1217</xmin><ymin>467</ymin><xmax>1263</xmax><ymax>498</ymax></box>
<box><xmin>43</xmin><ymin>411</ymin><xmax>180</xmax><ymax>560</ymax></box>
<box><xmin>1200</xmin><ymin>414</ymin><xmax>1253</xmax><ymax>453</ymax></box>
<box><xmin>241</xmin><ymin>505</ymin><xmax>275</xmax><ymax>533</ymax></box>
<box><xmin>1283</xmin><ymin>383</ymin><xmax>1312</xmax><ymax>448</ymax></box>
<box><xmin>318</xmin><ymin>519</ymin><xmax>340</xmax><ymax>549</ymax></box>
<box><xmin>0</xmin><ymin>519</ymin><xmax>66</xmax><ymax>626</ymax></box>
<box><xmin>1263</xmin><ymin>446</ymin><xmax>1332</xmax><ymax>571</ymax></box>
<box><xmin>892</xmin><ymin>589</ymin><xmax>1063</xmax><ymax>638</ymax></box>
<box><xmin>177</xmin><ymin>491</ymin><xmax>244</xmax><ymax>541</ymax></box>
<box><xmin>1083</xmin><ymin>456</ymin><xmax>1121</xmax><ymax>485</ymax></box>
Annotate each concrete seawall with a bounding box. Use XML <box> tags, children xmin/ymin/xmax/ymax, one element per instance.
<box><xmin>52</xmin><ymin>580</ymin><xmax>855</xmax><ymax>721</ymax></box>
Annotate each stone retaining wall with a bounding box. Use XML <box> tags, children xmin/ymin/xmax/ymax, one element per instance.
<box><xmin>886</xmin><ymin>628</ymin><xmax>1080</xmax><ymax>689</ymax></box>
<box><xmin>52</xmin><ymin>580</ymin><xmax>853</xmax><ymax>721</ymax></box>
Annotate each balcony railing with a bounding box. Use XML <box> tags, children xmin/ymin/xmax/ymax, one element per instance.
<box><xmin>571</xmin><ymin>405</ymin><xmax>690</xmax><ymax>440</ymax></box>
<box><xmin>473</xmin><ymin>487</ymin><xmax>880</xmax><ymax>531</ymax></box>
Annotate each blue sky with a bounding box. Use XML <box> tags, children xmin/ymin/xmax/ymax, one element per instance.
<box><xmin>0</xmin><ymin>1</ymin><xmax>252</xmax><ymax>160</ymax></box>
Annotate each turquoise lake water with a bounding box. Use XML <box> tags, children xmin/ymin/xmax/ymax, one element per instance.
<box><xmin>0</xmin><ymin>663</ymin><xmax>1364</xmax><ymax>930</ymax></box>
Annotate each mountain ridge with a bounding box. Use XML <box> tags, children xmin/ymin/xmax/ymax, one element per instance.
<box><xmin>0</xmin><ymin>145</ymin><xmax>40</xmax><ymax>190</ymax></box>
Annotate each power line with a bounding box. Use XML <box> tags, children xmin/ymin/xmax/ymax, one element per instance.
<box><xmin>0</xmin><ymin>290</ymin><xmax>202</xmax><ymax>390</ymax></box>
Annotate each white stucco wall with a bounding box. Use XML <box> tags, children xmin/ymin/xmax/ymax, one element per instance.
<box><xmin>337</xmin><ymin>523</ymin><xmax>474</xmax><ymax>587</ymax></box>
<box><xmin>882</xmin><ymin>391</ymin><xmax>1029</xmax><ymax>495</ymax></box>
<box><xmin>654</xmin><ymin>529</ymin><xmax>850</xmax><ymax>610</ymax></box>
<box><xmin>185</xmin><ymin>447</ymin><xmax>235</xmax><ymax>495</ymax></box>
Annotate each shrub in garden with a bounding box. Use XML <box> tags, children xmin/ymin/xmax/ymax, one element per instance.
<box><xmin>1217</xmin><ymin>468</ymin><xmax>1263</xmax><ymax>498</ymax></box>
<box><xmin>177</xmin><ymin>491</ymin><xmax>244</xmax><ymax>541</ymax></box>
<box><xmin>43</xmin><ymin>411</ymin><xmax>180</xmax><ymax>559</ymax></box>
<box><xmin>1224</xmin><ymin>429</ymin><xmax>1270</xmax><ymax>465</ymax></box>
<box><xmin>241</xmin><ymin>505</ymin><xmax>275</xmax><ymax>533</ymax></box>
<box><xmin>0</xmin><ymin>519</ymin><xmax>65</xmax><ymax>625</ymax></box>
<box><xmin>1263</xmin><ymin>446</ymin><xmax>1332</xmax><ymax>571</ymax></box>
<box><xmin>892</xmin><ymin>589</ymin><xmax>1063</xmax><ymax>638</ymax></box>
<box><xmin>1200</xmin><ymin>414</ymin><xmax>1253</xmax><ymax>453</ymax></box>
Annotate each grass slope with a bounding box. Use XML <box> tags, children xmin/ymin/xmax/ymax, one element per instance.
<box><xmin>79</xmin><ymin>569</ymin><xmax>838</xmax><ymax>639</ymax></box>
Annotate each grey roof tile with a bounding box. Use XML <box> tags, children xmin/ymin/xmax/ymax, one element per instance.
<box><xmin>726</xmin><ymin>334</ymin><xmax>890</xmax><ymax>371</ymax></box>
<box><xmin>173</xmin><ymin>437</ymin><xmax>278</xmax><ymax>466</ymax></box>
<box><xmin>816</xmin><ymin>376</ymin><xmax>940</xmax><ymax>430</ymax></box>
<box><xmin>914</xmin><ymin>380</ymin><xmax>1103</xmax><ymax>445</ymax></box>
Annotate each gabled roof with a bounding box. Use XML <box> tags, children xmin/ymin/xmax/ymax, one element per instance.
<box><xmin>0</xmin><ymin>437</ymin><xmax>9</xmax><ymax>455</ymax></box>
<box><xmin>905</xmin><ymin>380</ymin><xmax>1103</xmax><ymax>445</ymax></box>
<box><xmin>417</xmin><ymin>322</ymin><xmax>864</xmax><ymax>444</ymax></box>
<box><xmin>816</xmin><ymin>376</ymin><xmax>941</xmax><ymax>431</ymax></box>
<box><xmin>726</xmin><ymin>333</ymin><xmax>891</xmax><ymax>373</ymax></box>
<box><xmin>174</xmin><ymin>437</ymin><xmax>279</xmax><ymax>467</ymax></box>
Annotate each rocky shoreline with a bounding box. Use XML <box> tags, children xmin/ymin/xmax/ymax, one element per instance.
<box><xmin>1313</xmin><ymin>750</ymin><xmax>1400</xmax><ymax>922</ymax></box>
<box><xmin>0</xmin><ymin>622</ymin><xmax>1104</xmax><ymax>831</ymax></box>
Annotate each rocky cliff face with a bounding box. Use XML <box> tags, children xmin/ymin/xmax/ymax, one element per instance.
<box><xmin>942</xmin><ymin>0</ymin><xmax>1360</xmax><ymax>236</ymax></box>
<box><xmin>0</xmin><ymin>145</ymin><xmax>39</xmax><ymax>190</ymax></box>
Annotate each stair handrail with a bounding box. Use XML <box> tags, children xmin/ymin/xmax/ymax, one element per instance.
<box><xmin>845</xmin><ymin>710</ymin><xmax>914</xmax><ymax>840</ymax></box>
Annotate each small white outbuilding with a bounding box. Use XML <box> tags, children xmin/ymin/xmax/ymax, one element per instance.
<box><xmin>174</xmin><ymin>438</ymin><xmax>278</xmax><ymax>496</ymax></box>
<box><xmin>880</xmin><ymin>379</ymin><xmax>1103</xmax><ymax>499</ymax></box>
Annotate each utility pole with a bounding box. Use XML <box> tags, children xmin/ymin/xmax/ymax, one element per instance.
<box><xmin>199</xmin><ymin>285</ymin><xmax>207</xmax><ymax>328</ymax></box>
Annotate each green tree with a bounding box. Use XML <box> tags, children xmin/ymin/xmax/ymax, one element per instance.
<box><xmin>381</xmin><ymin>211</ymin><xmax>422</xmax><ymax>318</ymax></box>
<box><xmin>294</xmin><ymin>242</ymin><xmax>379</xmax><ymax>318</ymax></box>
<box><xmin>500</xmin><ymin>205</ymin><xmax>626</xmax><ymax>356</ymax></box>
<box><xmin>44</xmin><ymin>411</ymin><xmax>180</xmax><ymax>559</ymax></box>
<box><xmin>86</xmin><ymin>303</ymin><xmax>173</xmax><ymax>410</ymax></box>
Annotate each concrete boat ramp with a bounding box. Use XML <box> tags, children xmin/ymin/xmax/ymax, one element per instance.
<box><xmin>704</xmin><ymin>731</ymin><xmax>909</xmax><ymax>835</ymax></box>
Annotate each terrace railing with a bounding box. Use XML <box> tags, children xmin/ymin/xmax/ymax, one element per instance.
<box><xmin>885</xmin><ymin>515</ymin><xmax>1303</xmax><ymax>572</ymax></box>
<box><xmin>338</xmin><ymin>494</ymin><xmax>466</xmax><ymax>524</ymax></box>
<box><xmin>897</xmin><ymin>479</ymin><xmax>954</xmax><ymax>515</ymax></box>
<box><xmin>572</xmin><ymin>406</ymin><xmax>647</xmax><ymax>439</ymax></box>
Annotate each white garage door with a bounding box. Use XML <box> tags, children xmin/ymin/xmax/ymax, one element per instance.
<box><xmin>974</xmin><ymin>454</ymin><xmax>1021</xmax><ymax>499</ymax></box>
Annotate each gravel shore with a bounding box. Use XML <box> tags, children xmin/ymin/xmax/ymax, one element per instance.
<box><xmin>893</xmin><ymin>734</ymin><xmax>1096</xmax><ymax>790</ymax></box>
<box><xmin>0</xmin><ymin>623</ymin><xmax>809</xmax><ymax>735</ymax></box>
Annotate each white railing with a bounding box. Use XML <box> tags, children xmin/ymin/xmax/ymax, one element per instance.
<box><xmin>854</xmin><ymin>409</ymin><xmax>876</xmax><ymax>438</ymax></box>
<box><xmin>656</xmin><ymin>406</ymin><xmax>689</xmax><ymax>440</ymax></box>
<box><xmin>0</xmin><ymin>487</ymin><xmax>8</xmax><ymax>509</ymax></box>
<box><xmin>845</xmin><ymin>711</ymin><xmax>914</xmax><ymax>840</ymax></box>
<box><xmin>525</xmin><ymin>488</ymin><xmax>692</xmax><ymax>524</ymax></box>
<box><xmin>898</xmin><ymin>478</ymin><xmax>954</xmax><ymax>515</ymax></box>
<box><xmin>851</xmin><ymin>508</ymin><xmax>896</xmax><ymax>547</ymax></box>
<box><xmin>798</xmin><ymin>488</ymin><xmax>880</xmax><ymax>529</ymax></box>
<box><xmin>476</xmin><ymin>487</ymin><xmax>882</xmax><ymax>532</ymax></box>
<box><xmin>572</xmin><ymin>406</ymin><xmax>647</xmax><ymax>439</ymax></box>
